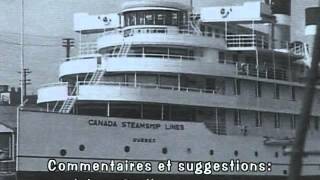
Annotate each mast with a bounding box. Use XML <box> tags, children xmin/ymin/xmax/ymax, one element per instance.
<box><xmin>20</xmin><ymin>0</ymin><xmax>25</xmax><ymax>106</ymax></box>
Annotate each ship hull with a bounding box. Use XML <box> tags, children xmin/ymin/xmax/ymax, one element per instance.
<box><xmin>16</xmin><ymin>111</ymin><xmax>320</xmax><ymax>179</ymax></box>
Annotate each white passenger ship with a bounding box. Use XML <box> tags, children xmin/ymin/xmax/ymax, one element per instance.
<box><xmin>17</xmin><ymin>0</ymin><xmax>320</xmax><ymax>179</ymax></box>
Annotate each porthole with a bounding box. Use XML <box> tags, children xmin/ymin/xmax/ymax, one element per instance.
<box><xmin>275</xmin><ymin>152</ymin><xmax>279</xmax><ymax>158</ymax></box>
<box><xmin>162</xmin><ymin>147</ymin><xmax>168</xmax><ymax>154</ymax></box>
<box><xmin>209</xmin><ymin>149</ymin><xmax>214</xmax><ymax>156</ymax></box>
<box><xmin>79</xmin><ymin>144</ymin><xmax>85</xmax><ymax>151</ymax></box>
<box><xmin>187</xmin><ymin>148</ymin><xmax>192</xmax><ymax>154</ymax></box>
<box><xmin>234</xmin><ymin>150</ymin><xmax>239</xmax><ymax>157</ymax></box>
<box><xmin>60</xmin><ymin>149</ymin><xmax>67</xmax><ymax>156</ymax></box>
<box><xmin>254</xmin><ymin>151</ymin><xmax>259</xmax><ymax>157</ymax></box>
<box><xmin>124</xmin><ymin>146</ymin><xmax>130</xmax><ymax>153</ymax></box>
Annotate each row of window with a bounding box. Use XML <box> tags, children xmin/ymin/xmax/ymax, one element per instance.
<box><xmin>219</xmin><ymin>52</ymin><xmax>292</xmax><ymax>81</ymax></box>
<box><xmin>75</xmin><ymin>101</ymin><xmax>320</xmax><ymax>131</ymax></box>
<box><xmin>104</xmin><ymin>46</ymin><xmax>195</xmax><ymax>59</ymax></box>
<box><xmin>234</xmin><ymin>110</ymin><xmax>320</xmax><ymax>130</ymax></box>
<box><xmin>233</xmin><ymin>79</ymin><xmax>297</xmax><ymax>101</ymax></box>
<box><xmin>124</xmin><ymin>10</ymin><xmax>187</xmax><ymax>26</ymax></box>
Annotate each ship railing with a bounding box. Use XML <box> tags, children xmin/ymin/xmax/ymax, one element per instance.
<box><xmin>102</xmin><ymin>27</ymin><xmax>217</xmax><ymax>39</ymax></box>
<box><xmin>104</xmin><ymin>53</ymin><xmax>204</xmax><ymax>61</ymax></box>
<box><xmin>79</xmin><ymin>42</ymin><xmax>98</xmax><ymax>55</ymax></box>
<box><xmin>63</xmin><ymin>53</ymin><xmax>204</xmax><ymax>62</ymax></box>
<box><xmin>78</xmin><ymin>81</ymin><xmax>221</xmax><ymax>95</ymax></box>
<box><xmin>236</xmin><ymin>62</ymin><xmax>288</xmax><ymax>81</ymax></box>
<box><xmin>290</xmin><ymin>42</ymin><xmax>305</xmax><ymax>57</ymax></box>
<box><xmin>64</xmin><ymin>54</ymin><xmax>101</xmax><ymax>62</ymax></box>
<box><xmin>226</xmin><ymin>34</ymin><xmax>269</xmax><ymax>49</ymax></box>
<box><xmin>273</xmin><ymin>40</ymin><xmax>305</xmax><ymax>56</ymax></box>
<box><xmin>39</xmin><ymin>82</ymin><xmax>68</xmax><ymax>89</ymax></box>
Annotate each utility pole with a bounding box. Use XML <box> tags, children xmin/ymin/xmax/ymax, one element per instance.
<box><xmin>62</xmin><ymin>38</ymin><xmax>75</xmax><ymax>59</ymax></box>
<box><xmin>288</xmin><ymin>25</ymin><xmax>320</xmax><ymax>180</ymax></box>
<box><xmin>18</xmin><ymin>68</ymin><xmax>32</xmax><ymax>99</ymax></box>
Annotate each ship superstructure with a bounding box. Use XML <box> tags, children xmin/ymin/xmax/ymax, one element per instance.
<box><xmin>17</xmin><ymin>1</ymin><xmax>320</xmax><ymax>180</ymax></box>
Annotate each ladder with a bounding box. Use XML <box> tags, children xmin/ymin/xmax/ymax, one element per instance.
<box><xmin>52</xmin><ymin>101</ymin><xmax>61</xmax><ymax>113</ymax></box>
<box><xmin>59</xmin><ymin>96</ymin><xmax>77</xmax><ymax>114</ymax></box>
<box><xmin>111</xmin><ymin>46</ymin><xmax>118</xmax><ymax>57</ymax></box>
<box><xmin>189</xmin><ymin>21</ymin><xmax>201</xmax><ymax>35</ymax></box>
<box><xmin>189</xmin><ymin>13</ymin><xmax>201</xmax><ymax>35</ymax></box>
<box><xmin>89</xmin><ymin>69</ymin><xmax>105</xmax><ymax>84</ymax></box>
<box><xmin>117</xmin><ymin>42</ymin><xmax>132</xmax><ymax>57</ymax></box>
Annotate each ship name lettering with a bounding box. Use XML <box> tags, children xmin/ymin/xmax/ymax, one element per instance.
<box><xmin>165</xmin><ymin>124</ymin><xmax>184</xmax><ymax>130</ymax></box>
<box><xmin>88</xmin><ymin>120</ymin><xmax>118</xmax><ymax>127</ymax></box>
<box><xmin>121</xmin><ymin>122</ymin><xmax>161</xmax><ymax>129</ymax></box>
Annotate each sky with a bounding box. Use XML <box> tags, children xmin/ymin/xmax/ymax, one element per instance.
<box><xmin>0</xmin><ymin>0</ymin><xmax>315</xmax><ymax>94</ymax></box>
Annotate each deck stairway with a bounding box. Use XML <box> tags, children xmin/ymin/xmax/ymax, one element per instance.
<box><xmin>89</xmin><ymin>69</ymin><xmax>105</xmax><ymax>85</ymax></box>
<box><xmin>52</xmin><ymin>82</ymin><xmax>79</xmax><ymax>114</ymax></box>
<box><xmin>117</xmin><ymin>42</ymin><xmax>132</xmax><ymax>57</ymax></box>
<box><xmin>189</xmin><ymin>13</ymin><xmax>202</xmax><ymax>35</ymax></box>
<box><xmin>58</xmin><ymin>96</ymin><xmax>77</xmax><ymax>114</ymax></box>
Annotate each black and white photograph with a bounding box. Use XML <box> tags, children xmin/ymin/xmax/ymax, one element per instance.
<box><xmin>0</xmin><ymin>0</ymin><xmax>319</xmax><ymax>180</ymax></box>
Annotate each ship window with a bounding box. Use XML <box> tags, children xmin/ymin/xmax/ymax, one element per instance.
<box><xmin>60</xmin><ymin>149</ymin><xmax>67</xmax><ymax>156</ymax></box>
<box><xmin>110</xmin><ymin>103</ymin><xmax>141</xmax><ymax>119</ymax></box>
<box><xmin>256</xmin><ymin>82</ymin><xmax>262</xmax><ymax>97</ymax></box>
<box><xmin>275</xmin><ymin>152</ymin><xmax>279</xmax><ymax>158</ymax></box>
<box><xmin>255</xmin><ymin>112</ymin><xmax>262</xmax><ymax>127</ymax></box>
<box><xmin>171</xmin><ymin>105</ymin><xmax>195</xmax><ymax>121</ymax></box>
<box><xmin>155</xmin><ymin>12</ymin><xmax>165</xmax><ymax>25</ymax></box>
<box><xmin>283</xmin><ymin>170</ymin><xmax>287</xmax><ymax>175</ymax></box>
<box><xmin>254</xmin><ymin>151</ymin><xmax>259</xmax><ymax>157</ymax></box>
<box><xmin>172</xmin><ymin>12</ymin><xmax>178</xmax><ymax>25</ymax></box>
<box><xmin>169</xmin><ymin>48</ymin><xmax>188</xmax><ymax>56</ymax></box>
<box><xmin>162</xmin><ymin>147</ymin><xmax>168</xmax><ymax>154</ymax></box>
<box><xmin>206</xmin><ymin>78</ymin><xmax>216</xmax><ymax>91</ymax></box>
<box><xmin>137</xmin><ymin>11</ymin><xmax>145</xmax><ymax>25</ymax></box>
<box><xmin>291</xmin><ymin>86</ymin><xmax>296</xmax><ymax>101</ymax></box>
<box><xmin>207</xmin><ymin>26</ymin><xmax>213</xmax><ymax>37</ymax></box>
<box><xmin>209</xmin><ymin>149</ymin><xmax>214</xmax><ymax>156</ymax></box>
<box><xmin>129</xmin><ymin>12</ymin><xmax>136</xmax><ymax>26</ymax></box>
<box><xmin>145</xmin><ymin>12</ymin><xmax>154</xmax><ymax>25</ymax></box>
<box><xmin>145</xmin><ymin>47</ymin><xmax>168</xmax><ymax>56</ymax></box>
<box><xmin>187</xmin><ymin>148</ymin><xmax>192</xmax><ymax>154</ymax></box>
<box><xmin>124</xmin><ymin>146</ymin><xmax>130</xmax><ymax>153</ymax></box>
<box><xmin>125</xmin><ymin>14</ymin><xmax>130</xmax><ymax>26</ymax></box>
<box><xmin>234</xmin><ymin>150</ymin><xmax>239</xmax><ymax>157</ymax></box>
<box><xmin>274</xmin><ymin>113</ymin><xmax>281</xmax><ymax>129</ymax></box>
<box><xmin>290</xmin><ymin>115</ymin><xmax>296</xmax><ymax>130</ymax></box>
<box><xmin>233</xmin><ymin>79</ymin><xmax>241</xmax><ymax>95</ymax></box>
<box><xmin>232</xmin><ymin>54</ymin><xmax>238</xmax><ymax>64</ymax></box>
<box><xmin>234</xmin><ymin>110</ymin><xmax>241</xmax><ymax>126</ymax></box>
<box><xmin>274</xmin><ymin>84</ymin><xmax>280</xmax><ymax>99</ymax></box>
<box><xmin>314</xmin><ymin>117</ymin><xmax>319</xmax><ymax>131</ymax></box>
<box><xmin>218</xmin><ymin>52</ymin><xmax>225</xmax><ymax>63</ymax></box>
<box><xmin>215</xmin><ymin>29</ymin><xmax>221</xmax><ymax>38</ymax></box>
<box><xmin>179</xmin><ymin>12</ymin><xmax>186</xmax><ymax>25</ymax></box>
<box><xmin>142</xmin><ymin>104</ymin><xmax>162</xmax><ymax>120</ymax></box>
<box><xmin>79</xmin><ymin>144</ymin><xmax>85</xmax><ymax>151</ymax></box>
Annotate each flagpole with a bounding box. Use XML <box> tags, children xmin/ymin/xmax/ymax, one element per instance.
<box><xmin>20</xmin><ymin>0</ymin><xmax>25</xmax><ymax>106</ymax></box>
